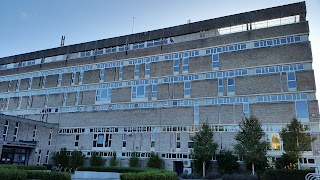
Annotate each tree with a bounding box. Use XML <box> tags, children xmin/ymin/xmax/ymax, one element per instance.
<box><xmin>234</xmin><ymin>116</ymin><xmax>268</xmax><ymax>175</ymax></box>
<box><xmin>147</xmin><ymin>152</ymin><xmax>162</xmax><ymax>169</ymax></box>
<box><xmin>90</xmin><ymin>152</ymin><xmax>104</xmax><ymax>167</ymax></box>
<box><xmin>70</xmin><ymin>150</ymin><xmax>85</xmax><ymax>169</ymax></box>
<box><xmin>129</xmin><ymin>152</ymin><xmax>139</xmax><ymax>168</ymax></box>
<box><xmin>109</xmin><ymin>151</ymin><xmax>118</xmax><ymax>167</ymax></box>
<box><xmin>216</xmin><ymin>149</ymin><xmax>239</xmax><ymax>174</ymax></box>
<box><xmin>280</xmin><ymin>118</ymin><xmax>316</xmax><ymax>169</ymax></box>
<box><xmin>191</xmin><ymin>122</ymin><xmax>218</xmax><ymax>178</ymax></box>
<box><xmin>51</xmin><ymin>148</ymin><xmax>69</xmax><ymax>168</ymax></box>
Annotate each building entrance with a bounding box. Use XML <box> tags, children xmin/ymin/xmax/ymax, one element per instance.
<box><xmin>1</xmin><ymin>146</ymin><xmax>31</xmax><ymax>165</ymax></box>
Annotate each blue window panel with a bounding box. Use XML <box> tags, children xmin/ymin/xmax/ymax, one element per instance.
<box><xmin>242</xmin><ymin>70</ymin><xmax>248</xmax><ymax>75</ymax></box>
<box><xmin>254</xmin><ymin>42</ymin><xmax>259</xmax><ymax>47</ymax></box>
<box><xmin>206</xmin><ymin>49</ymin><xmax>212</xmax><ymax>54</ymax></box>
<box><xmin>213</xmin><ymin>54</ymin><xmax>219</xmax><ymax>61</ymax></box>
<box><xmin>269</xmin><ymin>67</ymin><xmax>275</xmax><ymax>73</ymax></box>
<box><xmin>288</xmin><ymin>81</ymin><xmax>297</xmax><ymax>89</ymax></box>
<box><xmin>213</xmin><ymin>62</ymin><xmax>219</xmax><ymax>68</ymax></box>
<box><xmin>194</xmin><ymin>50</ymin><xmax>199</xmax><ymax>56</ymax></box>
<box><xmin>229</xmin><ymin>45</ymin><xmax>234</xmax><ymax>51</ymax></box>
<box><xmin>280</xmin><ymin>38</ymin><xmax>287</xmax><ymax>44</ymax></box>
<box><xmin>241</xmin><ymin>44</ymin><xmax>246</xmax><ymax>49</ymax></box>
<box><xmin>267</xmin><ymin>40</ymin><xmax>273</xmax><ymax>46</ymax></box>
<box><xmin>228</xmin><ymin>86</ymin><xmax>234</xmax><ymax>93</ymax></box>
<box><xmin>227</xmin><ymin>78</ymin><xmax>234</xmax><ymax>85</ymax></box>
<box><xmin>259</xmin><ymin>41</ymin><xmax>264</xmax><ymax>47</ymax></box>
<box><xmin>154</xmin><ymin>40</ymin><xmax>161</xmax><ymax>46</ymax></box>
<box><xmin>185</xmin><ymin>81</ymin><xmax>191</xmax><ymax>89</ymax></box>
<box><xmin>296</xmin><ymin>101</ymin><xmax>309</xmax><ymax>119</ymax></box>
<box><xmin>294</xmin><ymin>36</ymin><xmax>301</xmax><ymax>42</ymax></box>
<box><xmin>194</xmin><ymin>74</ymin><xmax>199</xmax><ymax>80</ymax></box>
<box><xmin>287</xmin><ymin>72</ymin><xmax>295</xmax><ymax>81</ymax></box>
<box><xmin>217</xmin><ymin>47</ymin><xmax>222</xmax><ymax>53</ymax></box>
<box><xmin>139</xmin><ymin>43</ymin><xmax>144</xmax><ymax>48</ymax></box>
<box><xmin>297</xmin><ymin>64</ymin><xmax>304</xmax><ymax>70</ymax></box>
<box><xmin>287</xmin><ymin>37</ymin><xmax>291</xmax><ymax>43</ymax></box>
<box><xmin>301</xmin><ymin>94</ymin><xmax>308</xmax><ymax>100</ymax></box>
<box><xmin>256</xmin><ymin>68</ymin><xmax>262</xmax><ymax>74</ymax></box>
<box><xmin>282</xmin><ymin>66</ymin><xmax>289</xmax><ymax>71</ymax></box>
<box><xmin>271</xmin><ymin>95</ymin><xmax>278</xmax><ymax>101</ymax></box>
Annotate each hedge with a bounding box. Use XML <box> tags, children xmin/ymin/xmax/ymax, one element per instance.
<box><xmin>26</xmin><ymin>171</ymin><xmax>71</xmax><ymax>180</ymax></box>
<box><xmin>0</xmin><ymin>164</ymin><xmax>47</xmax><ymax>170</ymax></box>
<box><xmin>120</xmin><ymin>171</ymin><xmax>178</xmax><ymax>180</ymax></box>
<box><xmin>0</xmin><ymin>168</ymin><xmax>27</xmax><ymax>180</ymax></box>
<box><xmin>77</xmin><ymin>166</ymin><xmax>147</xmax><ymax>173</ymax></box>
<box><xmin>261</xmin><ymin>169</ymin><xmax>314</xmax><ymax>180</ymax></box>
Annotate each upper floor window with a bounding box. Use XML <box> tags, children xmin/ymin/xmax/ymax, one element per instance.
<box><xmin>295</xmin><ymin>100</ymin><xmax>309</xmax><ymax>121</ymax></box>
<box><xmin>287</xmin><ymin>71</ymin><xmax>297</xmax><ymax>91</ymax></box>
<box><xmin>132</xmin><ymin>86</ymin><xmax>149</xmax><ymax>101</ymax></box>
<box><xmin>96</xmin><ymin>89</ymin><xmax>112</xmax><ymax>104</ymax></box>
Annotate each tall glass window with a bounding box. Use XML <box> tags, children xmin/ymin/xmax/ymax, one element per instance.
<box><xmin>119</xmin><ymin>66</ymin><xmax>123</xmax><ymax>80</ymax></box>
<box><xmin>132</xmin><ymin>86</ymin><xmax>149</xmax><ymax>100</ymax></box>
<box><xmin>57</xmin><ymin>74</ymin><xmax>62</xmax><ymax>86</ymax></box>
<box><xmin>100</xmin><ymin>69</ymin><xmax>105</xmax><ymax>82</ymax></box>
<box><xmin>96</xmin><ymin>89</ymin><xmax>112</xmax><ymax>103</ymax></box>
<box><xmin>134</xmin><ymin>64</ymin><xmax>140</xmax><ymax>79</ymax></box>
<box><xmin>287</xmin><ymin>71</ymin><xmax>296</xmax><ymax>90</ymax></box>
<box><xmin>295</xmin><ymin>100</ymin><xmax>309</xmax><ymax>121</ymax></box>
<box><xmin>212</xmin><ymin>54</ymin><xmax>219</xmax><ymax>69</ymax></box>
<box><xmin>79</xmin><ymin>71</ymin><xmax>84</xmax><ymax>85</ymax></box>
<box><xmin>184</xmin><ymin>81</ymin><xmax>191</xmax><ymax>98</ymax></box>
<box><xmin>218</xmin><ymin>78</ymin><xmax>223</xmax><ymax>96</ymax></box>
<box><xmin>227</xmin><ymin>77</ymin><xmax>235</xmax><ymax>95</ymax></box>
<box><xmin>183</xmin><ymin>58</ymin><xmax>189</xmax><ymax>73</ymax></box>
<box><xmin>152</xmin><ymin>84</ymin><xmax>157</xmax><ymax>100</ymax></box>
<box><xmin>145</xmin><ymin>63</ymin><xmax>151</xmax><ymax>78</ymax></box>
<box><xmin>243</xmin><ymin>103</ymin><xmax>250</xmax><ymax>117</ymax></box>
<box><xmin>173</xmin><ymin>59</ymin><xmax>179</xmax><ymax>74</ymax></box>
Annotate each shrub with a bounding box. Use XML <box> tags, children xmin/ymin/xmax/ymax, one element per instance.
<box><xmin>0</xmin><ymin>168</ymin><xmax>27</xmax><ymax>180</ymax></box>
<box><xmin>261</xmin><ymin>169</ymin><xmax>314</xmax><ymax>180</ymax></box>
<box><xmin>204</xmin><ymin>172</ymin><xmax>221</xmax><ymax>179</ymax></box>
<box><xmin>70</xmin><ymin>150</ymin><xmax>85</xmax><ymax>168</ymax></box>
<box><xmin>90</xmin><ymin>152</ymin><xmax>104</xmax><ymax>167</ymax></box>
<box><xmin>109</xmin><ymin>151</ymin><xmax>118</xmax><ymax>167</ymax></box>
<box><xmin>221</xmin><ymin>174</ymin><xmax>234</xmax><ymax>180</ymax></box>
<box><xmin>129</xmin><ymin>152</ymin><xmax>139</xmax><ymax>168</ymax></box>
<box><xmin>275</xmin><ymin>153</ymin><xmax>297</xmax><ymax>169</ymax></box>
<box><xmin>216</xmin><ymin>150</ymin><xmax>239</xmax><ymax>174</ymax></box>
<box><xmin>77</xmin><ymin>166</ymin><xmax>145</xmax><ymax>173</ymax></box>
<box><xmin>26</xmin><ymin>171</ymin><xmax>71</xmax><ymax>180</ymax></box>
<box><xmin>51</xmin><ymin>148</ymin><xmax>69</xmax><ymax>167</ymax></box>
<box><xmin>147</xmin><ymin>152</ymin><xmax>162</xmax><ymax>169</ymax></box>
<box><xmin>0</xmin><ymin>164</ymin><xmax>47</xmax><ymax>170</ymax></box>
<box><xmin>120</xmin><ymin>171</ymin><xmax>178</xmax><ymax>180</ymax></box>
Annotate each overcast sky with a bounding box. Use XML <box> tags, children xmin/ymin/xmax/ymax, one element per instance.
<box><xmin>0</xmin><ymin>0</ymin><xmax>319</xmax><ymax>102</ymax></box>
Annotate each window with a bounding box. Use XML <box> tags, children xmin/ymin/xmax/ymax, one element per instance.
<box><xmin>122</xmin><ymin>134</ymin><xmax>127</xmax><ymax>149</ymax></box>
<box><xmin>184</xmin><ymin>82</ymin><xmax>191</xmax><ymax>98</ymax></box>
<box><xmin>13</xmin><ymin>122</ymin><xmax>19</xmax><ymax>142</ymax></box>
<box><xmin>173</xmin><ymin>59</ymin><xmax>179</xmax><ymax>74</ymax></box>
<box><xmin>48</xmin><ymin>128</ymin><xmax>53</xmax><ymax>146</ymax></box>
<box><xmin>28</xmin><ymin>78</ymin><xmax>32</xmax><ymax>90</ymax></box>
<box><xmin>57</xmin><ymin>74</ymin><xmax>62</xmax><ymax>86</ymax></box>
<box><xmin>119</xmin><ymin>66</ymin><xmax>123</xmax><ymax>80</ymax></box>
<box><xmin>194</xmin><ymin>105</ymin><xmax>199</xmax><ymax>124</ymax></box>
<box><xmin>188</xmin><ymin>133</ymin><xmax>195</xmax><ymax>149</ymax></box>
<box><xmin>212</xmin><ymin>54</ymin><xmax>219</xmax><ymax>69</ymax></box>
<box><xmin>243</xmin><ymin>103</ymin><xmax>250</xmax><ymax>117</ymax></box>
<box><xmin>100</xmin><ymin>69</ymin><xmax>105</xmax><ymax>82</ymax></box>
<box><xmin>45</xmin><ymin>151</ymin><xmax>50</xmax><ymax>165</ymax></box>
<box><xmin>41</xmin><ymin>76</ymin><xmax>46</xmax><ymax>88</ymax></box>
<box><xmin>183</xmin><ymin>58</ymin><xmax>189</xmax><ymax>73</ymax></box>
<box><xmin>295</xmin><ymin>100</ymin><xmax>309</xmax><ymax>121</ymax></box>
<box><xmin>287</xmin><ymin>72</ymin><xmax>296</xmax><ymax>90</ymax></box>
<box><xmin>267</xmin><ymin>133</ymin><xmax>281</xmax><ymax>151</ymax></box>
<box><xmin>132</xmin><ymin>86</ymin><xmax>149</xmax><ymax>100</ymax></box>
<box><xmin>152</xmin><ymin>84</ymin><xmax>157</xmax><ymax>100</ymax></box>
<box><xmin>176</xmin><ymin>133</ymin><xmax>181</xmax><ymax>150</ymax></box>
<box><xmin>151</xmin><ymin>132</ymin><xmax>156</xmax><ymax>148</ymax></box>
<box><xmin>227</xmin><ymin>77</ymin><xmax>235</xmax><ymax>95</ymax></box>
<box><xmin>134</xmin><ymin>64</ymin><xmax>140</xmax><ymax>79</ymax></box>
<box><xmin>93</xmin><ymin>134</ymin><xmax>112</xmax><ymax>148</ymax></box>
<box><xmin>32</xmin><ymin>126</ymin><xmax>37</xmax><ymax>141</ymax></box>
<box><xmin>145</xmin><ymin>63</ymin><xmax>151</xmax><ymax>78</ymax></box>
<box><xmin>16</xmin><ymin>79</ymin><xmax>21</xmax><ymax>91</ymax></box>
<box><xmin>75</xmin><ymin>135</ymin><xmax>79</xmax><ymax>147</ymax></box>
<box><xmin>71</xmin><ymin>72</ymin><xmax>76</xmax><ymax>85</ymax></box>
<box><xmin>218</xmin><ymin>78</ymin><xmax>223</xmax><ymax>96</ymax></box>
<box><xmin>3</xmin><ymin>120</ymin><xmax>9</xmax><ymax>141</ymax></box>
<box><xmin>96</xmin><ymin>89</ymin><xmax>112</xmax><ymax>103</ymax></box>
<box><xmin>79</xmin><ymin>71</ymin><xmax>84</xmax><ymax>84</ymax></box>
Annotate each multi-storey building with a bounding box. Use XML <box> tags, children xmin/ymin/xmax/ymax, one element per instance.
<box><xmin>0</xmin><ymin>1</ymin><xmax>319</xmax><ymax>172</ymax></box>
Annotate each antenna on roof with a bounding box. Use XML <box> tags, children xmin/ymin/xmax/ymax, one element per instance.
<box><xmin>132</xmin><ymin>17</ymin><xmax>135</xmax><ymax>34</ymax></box>
<box><xmin>60</xmin><ymin>36</ymin><xmax>65</xmax><ymax>47</ymax></box>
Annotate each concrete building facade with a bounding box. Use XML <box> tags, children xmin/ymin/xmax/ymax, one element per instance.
<box><xmin>0</xmin><ymin>1</ymin><xmax>319</xmax><ymax>171</ymax></box>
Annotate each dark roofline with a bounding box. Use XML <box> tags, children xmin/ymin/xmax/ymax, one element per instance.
<box><xmin>0</xmin><ymin>1</ymin><xmax>306</xmax><ymax>65</ymax></box>
<box><xmin>0</xmin><ymin>114</ymin><xmax>58</xmax><ymax>128</ymax></box>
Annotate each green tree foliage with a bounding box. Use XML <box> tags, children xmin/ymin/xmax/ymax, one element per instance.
<box><xmin>70</xmin><ymin>150</ymin><xmax>85</xmax><ymax>169</ymax></box>
<box><xmin>275</xmin><ymin>153</ymin><xmax>297</xmax><ymax>169</ymax></box>
<box><xmin>51</xmin><ymin>148</ymin><xmax>69</xmax><ymax>167</ymax></box>
<box><xmin>234</xmin><ymin>116</ymin><xmax>269</xmax><ymax>175</ymax></box>
<box><xmin>129</xmin><ymin>152</ymin><xmax>139</xmax><ymax>168</ymax></box>
<box><xmin>191</xmin><ymin>122</ymin><xmax>218</xmax><ymax>177</ymax></box>
<box><xmin>147</xmin><ymin>152</ymin><xmax>162</xmax><ymax>169</ymax></box>
<box><xmin>109</xmin><ymin>151</ymin><xmax>118</xmax><ymax>167</ymax></box>
<box><xmin>280</xmin><ymin>118</ymin><xmax>316</xmax><ymax>164</ymax></box>
<box><xmin>90</xmin><ymin>152</ymin><xmax>104</xmax><ymax>167</ymax></box>
<box><xmin>216</xmin><ymin>150</ymin><xmax>239</xmax><ymax>174</ymax></box>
